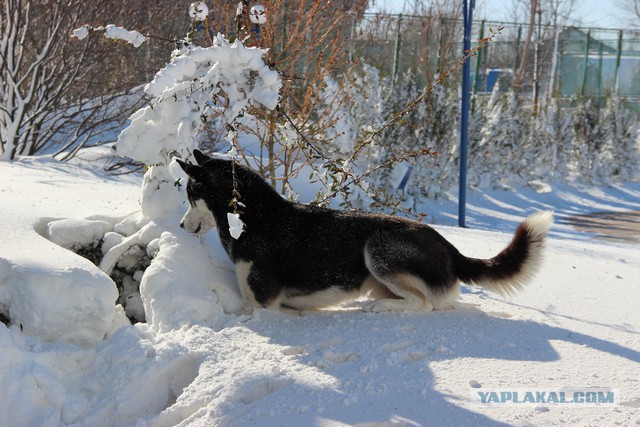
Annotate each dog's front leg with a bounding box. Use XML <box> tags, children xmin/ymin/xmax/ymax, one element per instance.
<box><xmin>235</xmin><ymin>260</ymin><xmax>259</xmax><ymax>313</ymax></box>
<box><xmin>235</xmin><ymin>260</ymin><xmax>284</xmax><ymax>312</ymax></box>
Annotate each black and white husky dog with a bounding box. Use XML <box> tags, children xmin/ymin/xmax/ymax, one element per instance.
<box><xmin>177</xmin><ymin>150</ymin><xmax>553</xmax><ymax>312</ymax></box>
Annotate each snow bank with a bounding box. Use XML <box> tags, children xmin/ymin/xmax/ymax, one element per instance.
<box><xmin>0</xmin><ymin>214</ymin><xmax>131</xmax><ymax>347</ymax></box>
<box><xmin>47</xmin><ymin>218</ymin><xmax>113</xmax><ymax>250</ymax></box>
<box><xmin>43</xmin><ymin>214</ymin><xmax>244</xmax><ymax>334</ymax></box>
<box><xmin>0</xmin><ymin>323</ymin><xmax>202</xmax><ymax>427</ymax></box>
<box><xmin>141</xmin><ymin>230</ymin><xmax>244</xmax><ymax>332</ymax></box>
<box><xmin>1</xmin><ymin>158</ymin><xmax>640</xmax><ymax>426</ymax></box>
<box><xmin>5</xmin><ymin>258</ymin><xmax>124</xmax><ymax>347</ymax></box>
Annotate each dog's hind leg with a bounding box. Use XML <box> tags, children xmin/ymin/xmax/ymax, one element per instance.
<box><xmin>362</xmin><ymin>230</ymin><xmax>460</xmax><ymax>312</ymax></box>
<box><xmin>362</xmin><ymin>234</ymin><xmax>432</xmax><ymax>312</ymax></box>
<box><xmin>362</xmin><ymin>272</ymin><xmax>433</xmax><ymax>312</ymax></box>
<box><xmin>360</xmin><ymin>275</ymin><xmax>400</xmax><ymax>300</ymax></box>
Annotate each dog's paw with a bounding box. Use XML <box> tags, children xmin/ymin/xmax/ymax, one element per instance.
<box><xmin>239</xmin><ymin>301</ymin><xmax>256</xmax><ymax>315</ymax></box>
<box><xmin>362</xmin><ymin>299</ymin><xmax>404</xmax><ymax>312</ymax></box>
<box><xmin>362</xmin><ymin>300</ymin><xmax>382</xmax><ymax>312</ymax></box>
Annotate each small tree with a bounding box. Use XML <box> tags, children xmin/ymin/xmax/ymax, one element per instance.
<box><xmin>110</xmin><ymin>35</ymin><xmax>281</xmax><ymax>225</ymax></box>
<box><xmin>599</xmin><ymin>94</ymin><xmax>640</xmax><ymax>180</ymax></box>
<box><xmin>572</xmin><ymin>99</ymin><xmax>603</xmax><ymax>179</ymax></box>
<box><xmin>529</xmin><ymin>97</ymin><xmax>573</xmax><ymax>181</ymax></box>
<box><xmin>202</xmin><ymin>0</ymin><xmax>366</xmax><ymax>194</ymax></box>
<box><xmin>74</xmin><ymin>7</ymin><xmax>282</xmax><ymax>326</ymax></box>
<box><xmin>0</xmin><ymin>0</ymin><xmax>188</xmax><ymax>161</ymax></box>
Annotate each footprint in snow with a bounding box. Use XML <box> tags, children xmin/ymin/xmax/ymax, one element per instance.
<box><xmin>236</xmin><ymin>377</ymin><xmax>294</xmax><ymax>405</ymax></box>
<box><xmin>401</xmin><ymin>350</ymin><xmax>430</xmax><ymax>363</ymax></box>
<box><xmin>487</xmin><ymin>311</ymin><xmax>513</xmax><ymax>319</ymax></box>
<box><xmin>383</xmin><ymin>340</ymin><xmax>430</xmax><ymax>364</ymax></box>
<box><xmin>382</xmin><ymin>340</ymin><xmax>413</xmax><ymax>353</ymax></box>
<box><xmin>281</xmin><ymin>346</ymin><xmax>306</xmax><ymax>356</ymax></box>
<box><xmin>322</xmin><ymin>351</ymin><xmax>361</xmax><ymax>364</ymax></box>
<box><xmin>315</xmin><ymin>337</ymin><xmax>347</xmax><ymax>350</ymax></box>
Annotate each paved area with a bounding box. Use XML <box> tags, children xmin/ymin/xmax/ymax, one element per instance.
<box><xmin>561</xmin><ymin>210</ymin><xmax>640</xmax><ymax>243</ymax></box>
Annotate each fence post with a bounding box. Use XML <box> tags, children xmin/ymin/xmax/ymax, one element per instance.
<box><xmin>614</xmin><ymin>30</ymin><xmax>623</xmax><ymax>93</ymax></box>
<box><xmin>459</xmin><ymin>0</ymin><xmax>475</xmax><ymax>228</ymax></box>
<box><xmin>474</xmin><ymin>20</ymin><xmax>485</xmax><ymax>93</ymax></box>
<box><xmin>392</xmin><ymin>15</ymin><xmax>403</xmax><ymax>84</ymax></box>
<box><xmin>533</xmin><ymin>5</ymin><xmax>542</xmax><ymax>115</ymax></box>
<box><xmin>581</xmin><ymin>29</ymin><xmax>592</xmax><ymax>96</ymax></box>
<box><xmin>597</xmin><ymin>40</ymin><xmax>604</xmax><ymax>96</ymax></box>
<box><xmin>514</xmin><ymin>24</ymin><xmax>523</xmax><ymax>71</ymax></box>
<box><xmin>547</xmin><ymin>26</ymin><xmax>561</xmax><ymax>100</ymax></box>
<box><xmin>437</xmin><ymin>17</ymin><xmax>443</xmax><ymax>74</ymax></box>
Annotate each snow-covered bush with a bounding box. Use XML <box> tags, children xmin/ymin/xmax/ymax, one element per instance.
<box><xmin>598</xmin><ymin>95</ymin><xmax>640</xmax><ymax>180</ymax></box>
<box><xmin>304</xmin><ymin>67</ymin><xmax>395</xmax><ymax>209</ymax></box>
<box><xmin>571</xmin><ymin>98</ymin><xmax>604</xmax><ymax>179</ymax></box>
<box><xmin>337</xmin><ymin>66</ymin><xmax>460</xmax><ymax>207</ymax></box>
<box><xmin>116</xmin><ymin>33</ymin><xmax>281</xmax><ymax>221</ymax></box>
<box><xmin>341</xmin><ymin>68</ymin><xmax>640</xmax><ymax>200</ymax></box>
<box><xmin>318</xmin><ymin>76</ymin><xmax>357</xmax><ymax>156</ymax></box>
<box><xmin>39</xmin><ymin>10</ymin><xmax>282</xmax><ymax>333</ymax></box>
<box><xmin>527</xmin><ymin>97</ymin><xmax>573</xmax><ymax>181</ymax></box>
<box><xmin>472</xmin><ymin>88</ymin><xmax>528</xmax><ymax>189</ymax></box>
<box><xmin>409</xmin><ymin>83</ymin><xmax>460</xmax><ymax>200</ymax></box>
<box><xmin>105</xmin><ymin>28</ymin><xmax>280</xmax><ymax>327</ymax></box>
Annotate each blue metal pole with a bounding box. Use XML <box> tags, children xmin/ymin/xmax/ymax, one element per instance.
<box><xmin>459</xmin><ymin>0</ymin><xmax>475</xmax><ymax>227</ymax></box>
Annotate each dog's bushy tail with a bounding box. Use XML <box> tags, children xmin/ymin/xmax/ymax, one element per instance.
<box><xmin>455</xmin><ymin>211</ymin><xmax>553</xmax><ymax>295</ymax></box>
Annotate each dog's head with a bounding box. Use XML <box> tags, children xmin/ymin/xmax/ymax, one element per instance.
<box><xmin>176</xmin><ymin>150</ymin><xmax>218</xmax><ymax>235</ymax></box>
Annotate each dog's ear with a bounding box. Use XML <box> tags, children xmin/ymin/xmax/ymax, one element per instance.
<box><xmin>176</xmin><ymin>159</ymin><xmax>202</xmax><ymax>178</ymax></box>
<box><xmin>193</xmin><ymin>149</ymin><xmax>211</xmax><ymax>166</ymax></box>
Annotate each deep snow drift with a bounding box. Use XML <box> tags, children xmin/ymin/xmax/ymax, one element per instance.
<box><xmin>1</xmin><ymin>156</ymin><xmax>639</xmax><ymax>426</ymax></box>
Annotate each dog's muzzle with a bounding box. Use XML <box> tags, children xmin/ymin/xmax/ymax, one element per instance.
<box><xmin>179</xmin><ymin>220</ymin><xmax>201</xmax><ymax>234</ymax></box>
<box><xmin>180</xmin><ymin>200</ymin><xmax>216</xmax><ymax>235</ymax></box>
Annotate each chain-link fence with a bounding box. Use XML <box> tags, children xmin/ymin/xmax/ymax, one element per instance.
<box><xmin>350</xmin><ymin>13</ymin><xmax>640</xmax><ymax>107</ymax></box>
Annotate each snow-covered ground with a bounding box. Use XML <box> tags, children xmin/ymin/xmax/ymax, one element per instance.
<box><xmin>1</xmin><ymin>155</ymin><xmax>639</xmax><ymax>427</ymax></box>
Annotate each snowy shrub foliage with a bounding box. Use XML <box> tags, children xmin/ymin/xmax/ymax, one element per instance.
<box><xmin>342</xmin><ymin>67</ymin><xmax>640</xmax><ymax>202</ymax></box>
<box><xmin>110</xmin><ymin>29</ymin><xmax>279</xmax><ymax>322</ymax></box>
<box><xmin>46</xmin><ymin>217</ymin><xmax>150</xmax><ymax>323</ymax></box>
<box><xmin>319</xmin><ymin>76</ymin><xmax>357</xmax><ymax>156</ymax></box>
<box><xmin>116</xmin><ymin>33</ymin><xmax>281</xmax><ymax>221</ymax></box>
<box><xmin>44</xmin><ymin>13</ymin><xmax>281</xmax><ymax>328</ymax></box>
<box><xmin>593</xmin><ymin>95</ymin><xmax>640</xmax><ymax>180</ymax></box>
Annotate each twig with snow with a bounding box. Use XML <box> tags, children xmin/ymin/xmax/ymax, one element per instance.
<box><xmin>72</xmin><ymin>24</ymin><xmax>148</xmax><ymax>48</ymax></box>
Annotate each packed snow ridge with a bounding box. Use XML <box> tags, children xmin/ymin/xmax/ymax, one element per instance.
<box><xmin>1</xmin><ymin>157</ymin><xmax>640</xmax><ymax>426</ymax></box>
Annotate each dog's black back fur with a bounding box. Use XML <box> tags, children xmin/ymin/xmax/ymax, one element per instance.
<box><xmin>182</xmin><ymin>156</ymin><xmax>457</xmax><ymax>304</ymax></box>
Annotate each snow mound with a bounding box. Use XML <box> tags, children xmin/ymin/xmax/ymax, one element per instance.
<box><xmin>40</xmin><ymin>212</ymin><xmax>245</xmax><ymax>335</ymax></box>
<box><xmin>141</xmin><ymin>230</ymin><xmax>244</xmax><ymax>332</ymax></box>
<box><xmin>528</xmin><ymin>179</ymin><xmax>553</xmax><ymax>194</ymax></box>
<box><xmin>1</xmin><ymin>201</ymin><xmax>244</xmax><ymax>348</ymax></box>
<box><xmin>47</xmin><ymin>218</ymin><xmax>113</xmax><ymax>250</ymax></box>
<box><xmin>1</xmin><ymin>253</ymin><xmax>125</xmax><ymax>347</ymax></box>
<box><xmin>2</xmin><ymin>158</ymin><xmax>640</xmax><ymax>426</ymax></box>
<box><xmin>0</xmin><ymin>323</ymin><xmax>202</xmax><ymax>426</ymax></box>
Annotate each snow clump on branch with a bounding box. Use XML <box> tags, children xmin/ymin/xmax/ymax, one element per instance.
<box><xmin>117</xmin><ymin>33</ymin><xmax>281</xmax><ymax>166</ymax></box>
<box><xmin>71</xmin><ymin>25</ymin><xmax>147</xmax><ymax>47</ymax></box>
